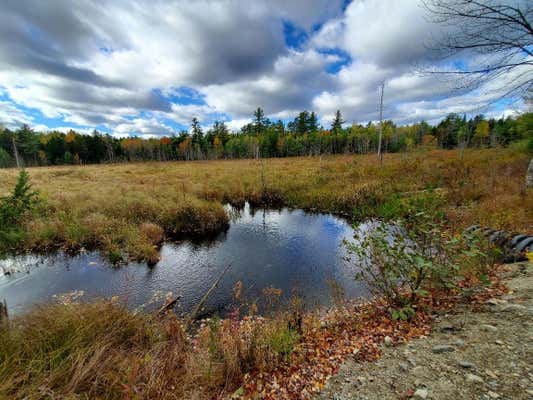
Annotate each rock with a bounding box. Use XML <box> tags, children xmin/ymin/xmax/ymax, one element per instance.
<box><xmin>466</xmin><ymin>373</ymin><xmax>484</xmax><ymax>384</ymax></box>
<box><xmin>487</xmin><ymin>390</ymin><xmax>500</xmax><ymax>399</ymax></box>
<box><xmin>480</xmin><ymin>324</ymin><xmax>498</xmax><ymax>332</ymax></box>
<box><xmin>499</xmin><ymin>304</ymin><xmax>526</xmax><ymax>313</ymax></box>
<box><xmin>399</xmin><ymin>362</ymin><xmax>409</xmax><ymax>372</ymax></box>
<box><xmin>494</xmin><ymin>340</ymin><xmax>504</xmax><ymax>345</ymax></box>
<box><xmin>384</xmin><ymin>336</ymin><xmax>393</xmax><ymax>347</ymax></box>
<box><xmin>432</xmin><ymin>345</ymin><xmax>456</xmax><ymax>353</ymax></box>
<box><xmin>413</xmin><ymin>388</ymin><xmax>429</xmax><ymax>400</ymax></box>
<box><xmin>455</xmin><ymin>339</ymin><xmax>466</xmax><ymax>347</ymax></box>
<box><xmin>459</xmin><ymin>361</ymin><xmax>476</xmax><ymax>369</ymax></box>
<box><xmin>485</xmin><ymin>370</ymin><xmax>498</xmax><ymax>379</ymax></box>
<box><xmin>486</xmin><ymin>298</ymin><xmax>506</xmax><ymax>305</ymax></box>
<box><xmin>440</xmin><ymin>324</ymin><xmax>459</xmax><ymax>333</ymax></box>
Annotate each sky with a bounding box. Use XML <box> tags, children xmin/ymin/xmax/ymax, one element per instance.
<box><xmin>0</xmin><ymin>0</ymin><xmax>529</xmax><ymax>136</ymax></box>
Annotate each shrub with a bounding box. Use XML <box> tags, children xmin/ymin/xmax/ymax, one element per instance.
<box><xmin>347</xmin><ymin>210</ymin><xmax>487</xmax><ymax>313</ymax></box>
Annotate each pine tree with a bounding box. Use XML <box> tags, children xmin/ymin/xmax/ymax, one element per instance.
<box><xmin>331</xmin><ymin>110</ymin><xmax>344</xmax><ymax>135</ymax></box>
<box><xmin>253</xmin><ymin>107</ymin><xmax>267</xmax><ymax>135</ymax></box>
<box><xmin>309</xmin><ymin>112</ymin><xmax>319</xmax><ymax>134</ymax></box>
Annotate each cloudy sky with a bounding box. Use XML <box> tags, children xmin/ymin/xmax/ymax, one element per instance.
<box><xmin>0</xmin><ymin>0</ymin><xmax>528</xmax><ymax>136</ymax></box>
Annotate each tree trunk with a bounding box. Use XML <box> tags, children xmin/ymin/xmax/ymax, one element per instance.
<box><xmin>0</xmin><ymin>299</ymin><xmax>7</xmax><ymax>324</ymax></box>
<box><xmin>526</xmin><ymin>158</ymin><xmax>533</xmax><ymax>189</ymax></box>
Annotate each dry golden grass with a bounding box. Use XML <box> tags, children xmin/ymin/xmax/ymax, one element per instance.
<box><xmin>0</xmin><ymin>300</ymin><xmax>304</xmax><ymax>399</ymax></box>
<box><xmin>0</xmin><ymin>147</ymin><xmax>531</xmax><ymax>261</ymax></box>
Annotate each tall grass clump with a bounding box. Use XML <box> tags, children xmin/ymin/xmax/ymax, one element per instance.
<box><xmin>0</xmin><ymin>301</ymin><xmax>156</xmax><ymax>399</ymax></box>
<box><xmin>0</xmin><ymin>297</ymin><xmax>308</xmax><ymax>398</ymax></box>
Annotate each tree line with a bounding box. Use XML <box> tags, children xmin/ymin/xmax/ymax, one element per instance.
<box><xmin>0</xmin><ymin>108</ymin><xmax>531</xmax><ymax>167</ymax></box>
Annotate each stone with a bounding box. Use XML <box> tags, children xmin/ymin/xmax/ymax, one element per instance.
<box><xmin>480</xmin><ymin>324</ymin><xmax>498</xmax><ymax>332</ymax></box>
<box><xmin>413</xmin><ymin>388</ymin><xmax>429</xmax><ymax>400</ymax></box>
<box><xmin>499</xmin><ymin>304</ymin><xmax>526</xmax><ymax>312</ymax></box>
<box><xmin>459</xmin><ymin>361</ymin><xmax>475</xmax><ymax>369</ymax></box>
<box><xmin>399</xmin><ymin>362</ymin><xmax>409</xmax><ymax>372</ymax></box>
<box><xmin>440</xmin><ymin>324</ymin><xmax>459</xmax><ymax>333</ymax></box>
<box><xmin>487</xmin><ymin>390</ymin><xmax>500</xmax><ymax>399</ymax></box>
<box><xmin>486</xmin><ymin>298</ymin><xmax>506</xmax><ymax>305</ymax></box>
<box><xmin>384</xmin><ymin>336</ymin><xmax>393</xmax><ymax>346</ymax></box>
<box><xmin>466</xmin><ymin>373</ymin><xmax>484</xmax><ymax>384</ymax></box>
<box><xmin>432</xmin><ymin>345</ymin><xmax>456</xmax><ymax>353</ymax></box>
<box><xmin>455</xmin><ymin>339</ymin><xmax>466</xmax><ymax>347</ymax></box>
<box><xmin>494</xmin><ymin>340</ymin><xmax>504</xmax><ymax>345</ymax></box>
<box><xmin>485</xmin><ymin>370</ymin><xmax>498</xmax><ymax>379</ymax></box>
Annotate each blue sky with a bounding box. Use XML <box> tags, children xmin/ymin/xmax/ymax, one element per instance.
<box><xmin>0</xmin><ymin>0</ymin><xmax>529</xmax><ymax>137</ymax></box>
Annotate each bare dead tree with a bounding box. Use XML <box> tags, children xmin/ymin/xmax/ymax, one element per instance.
<box><xmin>12</xmin><ymin>136</ymin><xmax>21</xmax><ymax>169</ymax></box>
<box><xmin>422</xmin><ymin>0</ymin><xmax>533</xmax><ymax>100</ymax></box>
<box><xmin>377</xmin><ymin>82</ymin><xmax>385</xmax><ymax>166</ymax></box>
<box><xmin>424</xmin><ymin>1</ymin><xmax>533</xmax><ymax>185</ymax></box>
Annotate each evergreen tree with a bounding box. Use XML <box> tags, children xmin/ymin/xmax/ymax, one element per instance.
<box><xmin>253</xmin><ymin>107</ymin><xmax>268</xmax><ymax>136</ymax></box>
<box><xmin>331</xmin><ymin>110</ymin><xmax>344</xmax><ymax>135</ymax></box>
<box><xmin>309</xmin><ymin>112</ymin><xmax>319</xmax><ymax>134</ymax></box>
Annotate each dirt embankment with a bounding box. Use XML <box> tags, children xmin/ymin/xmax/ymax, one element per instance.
<box><xmin>318</xmin><ymin>262</ymin><xmax>533</xmax><ymax>400</ymax></box>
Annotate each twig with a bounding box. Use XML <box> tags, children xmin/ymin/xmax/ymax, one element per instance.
<box><xmin>158</xmin><ymin>295</ymin><xmax>182</xmax><ymax>316</ymax></box>
<box><xmin>188</xmin><ymin>263</ymin><xmax>232</xmax><ymax>323</ymax></box>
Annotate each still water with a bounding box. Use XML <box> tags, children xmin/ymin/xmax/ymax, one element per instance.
<box><xmin>0</xmin><ymin>203</ymin><xmax>369</xmax><ymax>316</ymax></box>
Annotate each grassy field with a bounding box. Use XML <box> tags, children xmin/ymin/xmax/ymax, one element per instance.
<box><xmin>0</xmin><ymin>147</ymin><xmax>531</xmax><ymax>262</ymax></box>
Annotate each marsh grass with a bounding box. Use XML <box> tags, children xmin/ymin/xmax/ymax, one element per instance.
<box><xmin>0</xmin><ymin>300</ymin><xmax>307</xmax><ymax>399</ymax></box>
<box><xmin>0</xmin><ymin>148</ymin><xmax>531</xmax><ymax>262</ymax></box>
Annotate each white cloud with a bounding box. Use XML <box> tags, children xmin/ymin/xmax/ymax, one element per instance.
<box><xmin>0</xmin><ymin>101</ymin><xmax>33</xmax><ymax>129</ymax></box>
<box><xmin>0</xmin><ymin>0</ymin><xmax>527</xmax><ymax>134</ymax></box>
<box><xmin>114</xmin><ymin>117</ymin><xmax>174</xmax><ymax>137</ymax></box>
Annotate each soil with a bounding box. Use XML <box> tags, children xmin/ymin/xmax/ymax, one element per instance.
<box><xmin>317</xmin><ymin>261</ymin><xmax>533</xmax><ymax>400</ymax></box>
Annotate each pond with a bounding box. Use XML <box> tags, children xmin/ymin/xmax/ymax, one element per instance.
<box><xmin>0</xmin><ymin>203</ymin><xmax>370</xmax><ymax>317</ymax></box>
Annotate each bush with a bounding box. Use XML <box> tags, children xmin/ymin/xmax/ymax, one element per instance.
<box><xmin>347</xmin><ymin>210</ymin><xmax>488</xmax><ymax>314</ymax></box>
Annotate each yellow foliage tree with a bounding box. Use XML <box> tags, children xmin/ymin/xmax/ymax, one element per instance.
<box><xmin>474</xmin><ymin>120</ymin><xmax>490</xmax><ymax>146</ymax></box>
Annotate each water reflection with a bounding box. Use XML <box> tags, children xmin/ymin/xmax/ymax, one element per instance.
<box><xmin>0</xmin><ymin>203</ymin><xmax>368</xmax><ymax>316</ymax></box>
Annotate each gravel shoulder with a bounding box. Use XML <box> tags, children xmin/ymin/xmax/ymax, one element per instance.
<box><xmin>317</xmin><ymin>262</ymin><xmax>533</xmax><ymax>400</ymax></box>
